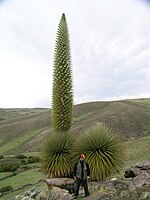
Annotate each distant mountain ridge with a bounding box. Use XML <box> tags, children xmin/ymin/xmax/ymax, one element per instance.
<box><xmin>0</xmin><ymin>98</ymin><xmax>150</xmax><ymax>154</ymax></box>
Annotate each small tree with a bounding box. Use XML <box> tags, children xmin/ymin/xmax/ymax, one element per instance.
<box><xmin>52</xmin><ymin>13</ymin><xmax>73</xmax><ymax>133</ymax></box>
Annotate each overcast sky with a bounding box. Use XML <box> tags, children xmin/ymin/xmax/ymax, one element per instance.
<box><xmin>0</xmin><ymin>0</ymin><xmax>150</xmax><ymax>108</ymax></box>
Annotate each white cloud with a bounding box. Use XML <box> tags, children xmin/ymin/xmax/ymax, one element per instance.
<box><xmin>0</xmin><ymin>51</ymin><xmax>52</xmax><ymax>108</ymax></box>
<box><xmin>0</xmin><ymin>0</ymin><xmax>150</xmax><ymax>108</ymax></box>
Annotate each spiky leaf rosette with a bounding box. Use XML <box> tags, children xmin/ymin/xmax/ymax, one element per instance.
<box><xmin>74</xmin><ymin>125</ymin><xmax>124</xmax><ymax>181</ymax></box>
<box><xmin>40</xmin><ymin>133</ymin><xmax>73</xmax><ymax>178</ymax></box>
<box><xmin>52</xmin><ymin>13</ymin><xmax>73</xmax><ymax>132</ymax></box>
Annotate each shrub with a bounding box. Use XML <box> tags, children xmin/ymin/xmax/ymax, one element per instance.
<box><xmin>40</xmin><ymin>133</ymin><xmax>73</xmax><ymax>178</ymax></box>
<box><xmin>0</xmin><ymin>185</ymin><xmax>13</xmax><ymax>193</ymax></box>
<box><xmin>20</xmin><ymin>159</ymin><xmax>27</xmax><ymax>164</ymax></box>
<box><xmin>15</xmin><ymin>154</ymin><xmax>27</xmax><ymax>159</ymax></box>
<box><xmin>13</xmin><ymin>172</ymin><xmax>17</xmax><ymax>176</ymax></box>
<box><xmin>21</xmin><ymin>165</ymin><xmax>30</xmax><ymax>170</ymax></box>
<box><xmin>73</xmin><ymin>125</ymin><xmax>124</xmax><ymax>181</ymax></box>
<box><xmin>27</xmin><ymin>156</ymin><xmax>40</xmax><ymax>164</ymax></box>
<box><xmin>10</xmin><ymin>164</ymin><xmax>19</xmax><ymax>171</ymax></box>
<box><xmin>0</xmin><ymin>155</ymin><xmax>4</xmax><ymax>160</ymax></box>
<box><xmin>0</xmin><ymin>162</ymin><xmax>19</xmax><ymax>172</ymax></box>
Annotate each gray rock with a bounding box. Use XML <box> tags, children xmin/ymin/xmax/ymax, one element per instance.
<box><xmin>141</xmin><ymin>192</ymin><xmax>150</xmax><ymax>200</ymax></box>
<box><xmin>24</xmin><ymin>191</ymin><xmax>30</xmax><ymax>197</ymax></box>
<box><xmin>30</xmin><ymin>191</ymin><xmax>38</xmax><ymax>199</ymax></box>
<box><xmin>15</xmin><ymin>188</ymin><xmax>40</xmax><ymax>200</ymax></box>
<box><xmin>129</xmin><ymin>172</ymin><xmax>150</xmax><ymax>190</ymax></box>
<box><xmin>134</xmin><ymin>161</ymin><xmax>150</xmax><ymax>170</ymax></box>
<box><xmin>124</xmin><ymin>167</ymin><xmax>140</xmax><ymax>178</ymax></box>
<box><xmin>41</xmin><ymin>178</ymin><xmax>75</xmax><ymax>194</ymax></box>
<box><xmin>110</xmin><ymin>178</ymin><xmax>118</xmax><ymax>181</ymax></box>
<box><xmin>86</xmin><ymin>180</ymin><xmax>129</xmax><ymax>200</ymax></box>
<box><xmin>118</xmin><ymin>190</ymin><xmax>141</xmax><ymax>200</ymax></box>
<box><xmin>86</xmin><ymin>192</ymin><xmax>112</xmax><ymax>200</ymax></box>
<box><xmin>16</xmin><ymin>195</ymin><xmax>23</xmax><ymax>200</ymax></box>
<box><xmin>100</xmin><ymin>180</ymin><xmax>128</xmax><ymax>191</ymax></box>
<box><xmin>30</xmin><ymin>188</ymin><xmax>36</xmax><ymax>192</ymax></box>
<box><xmin>42</xmin><ymin>178</ymin><xmax>75</xmax><ymax>187</ymax></box>
<box><xmin>21</xmin><ymin>197</ymin><xmax>33</xmax><ymax>200</ymax></box>
<box><xmin>48</xmin><ymin>186</ymin><xmax>73</xmax><ymax>200</ymax></box>
<box><xmin>124</xmin><ymin>160</ymin><xmax>150</xmax><ymax>179</ymax></box>
<box><xmin>102</xmin><ymin>181</ymin><xmax>117</xmax><ymax>194</ymax></box>
<box><xmin>36</xmin><ymin>191</ymin><xmax>47</xmax><ymax>200</ymax></box>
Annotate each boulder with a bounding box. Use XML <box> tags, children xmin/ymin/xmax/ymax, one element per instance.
<box><xmin>36</xmin><ymin>191</ymin><xmax>47</xmax><ymax>200</ymax></box>
<box><xmin>101</xmin><ymin>181</ymin><xmax>117</xmax><ymax>194</ymax></box>
<box><xmin>129</xmin><ymin>172</ymin><xmax>150</xmax><ymax>190</ymax></box>
<box><xmin>124</xmin><ymin>167</ymin><xmax>140</xmax><ymax>178</ymax></box>
<box><xmin>124</xmin><ymin>161</ymin><xmax>150</xmax><ymax>178</ymax></box>
<box><xmin>86</xmin><ymin>192</ymin><xmax>112</xmax><ymax>200</ymax></box>
<box><xmin>86</xmin><ymin>180</ymin><xmax>128</xmax><ymax>200</ymax></box>
<box><xmin>16</xmin><ymin>195</ymin><xmax>23</xmax><ymax>200</ymax></box>
<box><xmin>42</xmin><ymin>178</ymin><xmax>75</xmax><ymax>187</ymax></box>
<box><xmin>41</xmin><ymin>178</ymin><xmax>75</xmax><ymax>194</ymax></box>
<box><xmin>134</xmin><ymin>161</ymin><xmax>150</xmax><ymax>170</ymax></box>
<box><xmin>15</xmin><ymin>188</ymin><xmax>40</xmax><ymax>200</ymax></box>
<box><xmin>141</xmin><ymin>192</ymin><xmax>150</xmax><ymax>200</ymax></box>
<box><xmin>48</xmin><ymin>186</ymin><xmax>73</xmax><ymax>200</ymax></box>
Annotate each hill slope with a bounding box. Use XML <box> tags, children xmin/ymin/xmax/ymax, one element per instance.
<box><xmin>0</xmin><ymin>99</ymin><xmax>150</xmax><ymax>154</ymax></box>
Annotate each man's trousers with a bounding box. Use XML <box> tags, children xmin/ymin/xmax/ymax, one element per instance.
<box><xmin>74</xmin><ymin>178</ymin><xmax>90</xmax><ymax>197</ymax></box>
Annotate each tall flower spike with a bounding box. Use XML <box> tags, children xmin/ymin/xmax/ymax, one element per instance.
<box><xmin>52</xmin><ymin>13</ymin><xmax>73</xmax><ymax>132</ymax></box>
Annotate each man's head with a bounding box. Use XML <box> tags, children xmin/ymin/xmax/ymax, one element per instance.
<box><xmin>79</xmin><ymin>154</ymin><xmax>85</xmax><ymax>161</ymax></box>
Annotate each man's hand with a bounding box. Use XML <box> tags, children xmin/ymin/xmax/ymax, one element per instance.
<box><xmin>74</xmin><ymin>176</ymin><xmax>76</xmax><ymax>180</ymax></box>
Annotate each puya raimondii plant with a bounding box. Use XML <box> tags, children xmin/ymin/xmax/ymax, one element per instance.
<box><xmin>74</xmin><ymin>125</ymin><xmax>124</xmax><ymax>181</ymax></box>
<box><xmin>40</xmin><ymin>14</ymin><xmax>73</xmax><ymax>178</ymax></box>
<box><xmin>52</xmin><ymin>13</ymin><xmax>73</xmax><ymax>133</ymax></box>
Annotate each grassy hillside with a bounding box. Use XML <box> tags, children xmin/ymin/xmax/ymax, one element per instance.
<box><xmin>0</xmin><ymin>135</ymin><xmax>149</xmax><ymax>200</ymax></box>
<box><xmin>0</xmin><ymin>108</ymin><xmax>47</xmax><ymax>123</ymax></box>
<box><xmin>0</xmin><ymin>98</ymin><xmax>150</xmax><ymax>155</ymax></box>
<box><xmin>72</xmin><ymin>98</ymin><xmax>150</xmax><ymax>138</ymax></box>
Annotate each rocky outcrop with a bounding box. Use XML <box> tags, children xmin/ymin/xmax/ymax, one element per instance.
<box><xmin>124</xmin><ymin>167</ymin><xmax>140</xmax><ymax>178</ymax></box>
<box><xmin>134</xmin><ymin>161</ymin><xmax>150</xmax><ymax>170</ymax></box>
<box><xmin>15</xmin><ymin>188</ymin><xmax>40</xmax><ymax>200</ymax></box>
<box><xmin>15</xmin><ymin>187</ymin><xmax>73</xmax><ymax>200</ymax></box>
<box><xmin>15</xmin><ymin>161</ymin><xmax>150</xmax><ymax>200</ymax></box>
<box><xmin>86</xmin><ymin>179</ymin><xmax>129</xmax><ymax>200</ymax></box>
<box><xmin>48</xmin><ymin>187</ymin><xmax>73</xmax><ymax>200</ymax></box>
<box><xmin>129</xmin><ymin>172</ymin><xmax>150</xmax><ymax>190</ymax></box>
<box><xmin>124</xmin><ymin>160</ymin><xmax>150</xmax><ymax>178</ymax></box>
<box><xmin>40</xmin><ymin>178</ymin><xmax>75</xmax><ymax>194</ymax></box>
<box><xmin>124</xmin><ymin>161</ymin><xmax>150</xmax><ymax>191</ymax></box>
<box><xmin>41</xmin><ymin>178</ymin><xmax>75</xmax><ymax>188</ymax></box>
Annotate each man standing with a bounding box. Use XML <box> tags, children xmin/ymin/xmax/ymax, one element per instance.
<box><xmin>73</xmin><ymin>154</ymin><xmax>90</xmax><ymax>198</ymax></box>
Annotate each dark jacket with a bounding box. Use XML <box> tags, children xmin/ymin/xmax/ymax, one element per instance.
<box><xmin>74</xmin><ymin>160</ymin><xmax>90</xmax><ymax>180</ymax></box>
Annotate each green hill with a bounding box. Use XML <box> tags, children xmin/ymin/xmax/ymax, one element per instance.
<box><xmin>0</xmin><ymin>98</ymin><xmax>150</xmax><ymax>155</ymax></box>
